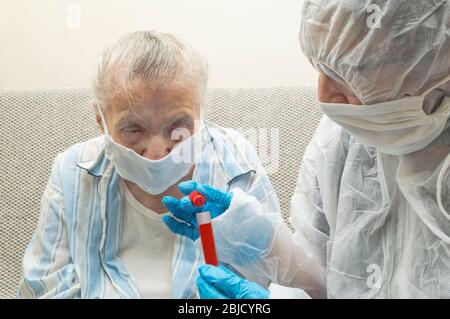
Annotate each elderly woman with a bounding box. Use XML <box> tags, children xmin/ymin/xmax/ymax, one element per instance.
<box><xmin>17</xmin><ymin>31</ymin><xmax>280</xmax><ymax>298</ymax></box>
<box><xmin>164</xmin><ymin>0</ymin><xmax>450</xmax><ymax>299</ymax></box>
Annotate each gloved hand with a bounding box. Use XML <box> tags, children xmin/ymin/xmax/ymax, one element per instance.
<box><xmin>197</xmin><ymin>265</ymin><xmax>269</xmax><ymax>299</ymax></box>
<box><xmin>162</xmin><ymin>181</ymin><xmax>233</xmax><ymax>241</ymax></box>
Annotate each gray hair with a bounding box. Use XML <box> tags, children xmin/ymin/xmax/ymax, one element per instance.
<box><xmin>93</xmin><ymin>31</ymin><xmax>208</xmax><ymax>110</ymax></box>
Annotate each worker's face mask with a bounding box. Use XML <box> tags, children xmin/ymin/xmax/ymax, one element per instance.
<box><xmin>319</xmin><ymin>76</ymin><xmax>450</xmax><ymax>230</ymax></box>
<box><xmin>97</xmin><ymin>106</ymin><xmax>204</xmax><ymax>195</ymax></box>
<box><xmin>318</xmin><ymin>78</ymin><xmax>450</xmax><ymax>156</ymax></box>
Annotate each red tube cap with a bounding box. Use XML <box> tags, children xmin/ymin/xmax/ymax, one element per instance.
<box><xmin>189</xmin><ymin>191</ymin><xmax>206</xmax><ymax>207</ymax></box>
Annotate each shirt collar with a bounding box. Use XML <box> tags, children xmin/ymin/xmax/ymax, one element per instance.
<box><xmin>76</xmin><ymin>136</ymin><xmax>110</xmax><ymax>177</ymax></box>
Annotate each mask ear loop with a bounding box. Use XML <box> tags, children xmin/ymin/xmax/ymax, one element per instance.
<box><xmin>96</xmin><ymin>104</ymin><xmax>110</xmax><ymax>136</ymax></box>
<box><xmin>431</xmin><ymin>75</ymin><xmax>450</xmax><ymax>244</ymax></box>
<box><xmin>433</xmin><ymin>75</ymin><xmax>450</xmax><ymax>225</ymax></box>
<box><xmin>435</xmin><ymin>152</ymin><xmax>450</xmax><ymax>245</ymax></box>
<box><xmin>436</xmin><ymin>154</ymin><xmax>450</xmax><ymax>221</ymax></box>
<box><xmin>419</xmin><ymin>75</ymin><xmax>450</xmax><ymax>112</ymax></box>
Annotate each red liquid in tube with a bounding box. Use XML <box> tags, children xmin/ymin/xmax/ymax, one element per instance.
<box><xmin>189</xmin><ymin>191</ymin><xmax>219</xmax><ymax>266</ymax></box>
<box><xmin>197</xmin><ymin>212</ymin><xmax>219</xmax><ymax>266</ymax></box>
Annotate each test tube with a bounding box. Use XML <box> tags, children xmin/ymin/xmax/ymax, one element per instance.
<box><xmin>189</xmin><ymin>191</ymin><xmax>219</xmax><ymax>266</ymax></box>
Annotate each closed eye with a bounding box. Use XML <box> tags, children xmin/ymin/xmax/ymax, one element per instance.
<box><xmin>122</xmin><ymin>126</ymin><xmax>143</xmax><ymax>133</ymax></box>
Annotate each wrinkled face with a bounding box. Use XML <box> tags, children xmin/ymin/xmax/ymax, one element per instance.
<box><xmin>101</xmin><ymin>83</ymin><xmax>201</xmax><ymax>160</ymax></box>
<box><xmin>318</xmin><ymin>71</ymin><xmax>363</xmax><ymax>105</ymax></box>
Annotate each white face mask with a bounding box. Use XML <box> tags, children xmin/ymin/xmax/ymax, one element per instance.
<box><xmin>319</xmin><ymin>94</ymin><xmax>450</xmax><ymax>156</ymax></box>
<box><xmin>98</xmin><ymin>106</ymin><xmax>204</xmax><ymax>195</ymax></box>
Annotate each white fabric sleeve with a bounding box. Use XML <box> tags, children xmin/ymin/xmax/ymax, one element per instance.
<box><xmin>211</xmin><ymin>188</ymin><xmax>327</xmax><ymax>299</ymax></box>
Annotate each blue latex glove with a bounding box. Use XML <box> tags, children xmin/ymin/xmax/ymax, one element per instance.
<box><xmin>197</xmin><ymin>265</ymin><xmax>269</xmax><ymax>299</ymax></box>
<box><xmin>162</xmin><ymin>181</ymin><xmax>233</xmax><ymax>241</ymax></box>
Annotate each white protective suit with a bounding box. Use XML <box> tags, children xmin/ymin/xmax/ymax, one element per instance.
<box><xmin>211</xmin><ymin>0</ymin><xmax>450</xmax><ymax>299</ymax></box>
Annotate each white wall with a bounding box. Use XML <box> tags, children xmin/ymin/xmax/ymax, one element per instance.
<box><xmin>0</xmin><ymin>0</ymin><xmax>318</xmax><ymax>89</ymax></box>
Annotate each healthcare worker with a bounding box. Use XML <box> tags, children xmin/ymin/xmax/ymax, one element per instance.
<box><xmin>162</xmin><ymin>0</ymin><xmax>450</xmax><ymax>298</ymax></box>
